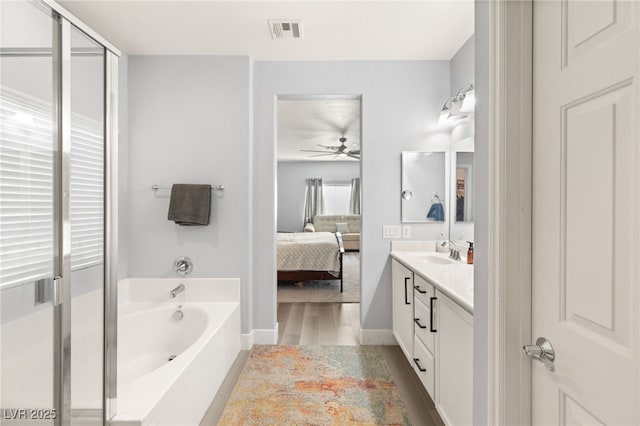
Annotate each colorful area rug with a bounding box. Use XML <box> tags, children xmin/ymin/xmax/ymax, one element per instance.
<box><xmin>218</xmin><ymin>345</ymin><xmax>409</xmax><ymax>425</ymax></box>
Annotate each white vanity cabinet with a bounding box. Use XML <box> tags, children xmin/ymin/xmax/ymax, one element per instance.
<box><xmin>390</xmin><ymin>256</ymin><xmax>473</xmax><ymax>426</ymax></box>
<box><xmin>392</xmin><ymin>260</ymin><xmax>414</xmax><ymax>360</ymax></box>
<box><xmin>435</xmin><ymin>289</ymin><xmax>473</xmax><ymax>426</ymax></box>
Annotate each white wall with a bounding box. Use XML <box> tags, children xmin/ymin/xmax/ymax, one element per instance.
<box><xmin>253</xmin><ymin>61</ymin><xmax>451</xmax><ymax>334</ymax></box>
<box><xmin>277</xmin><ymin>161</ymin><xmax>360</xmax><ymax>232</ymax></box>
<box><xmin>127</xmin><ymin>56</ymin><xmax>253</xmax><ymax>333</ymax></box>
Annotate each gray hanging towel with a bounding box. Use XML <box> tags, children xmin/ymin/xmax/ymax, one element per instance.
<box><xmin>168</xmin><ymin>184</ymin><xmax>211</xmax><ymax>225</ymax></box>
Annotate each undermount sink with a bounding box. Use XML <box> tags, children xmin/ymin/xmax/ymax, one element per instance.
<box><xmin>414</xmin><ymin>255</ymin><xmax>454</xmax><ymax>265</ymax></box>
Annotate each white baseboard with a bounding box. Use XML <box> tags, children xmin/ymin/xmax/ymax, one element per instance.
<box><xmin>241</xmin><ymin>324</ymin><xmax>279</xmax><ymax>349</ymax></box>
<box><xmin>241</xmin><ymin>332</ymin><xmax>254</xmax><ymax>350</ymax></box>
<box><xmin>359</xmin><ymin>329</ymin><xmax>397</xmax><ymax>345</ymax></box>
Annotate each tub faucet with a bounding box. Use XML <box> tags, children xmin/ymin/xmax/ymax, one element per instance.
<box><xmin>170</xmin><ymin>284</ymin><xmax>185</xmax><ymax>299</ymax></box>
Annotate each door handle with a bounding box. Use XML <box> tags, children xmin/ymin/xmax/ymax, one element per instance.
<box><xmin>414</xmin><ymin>318</ymin><xmax>427</xmax><ymax>329</ymax></box>
<box><xmin>429</xmin><ymin>297</ymin><xmax>437</xmax><ymax>332</ymax></box>
<box><xmin>404</xmin><ymin>277</ymin><xmax>411</xmax><ymax>305</ymax></box>
<box><xmin>413</xmin><ymin>358</ymin><xmax>427</xmax><ymax>372</ymax></box>
<box><xmin>522</xmin><ymin>337</ymin><xmax>555</xmax><ymax>372</ymax></box>
<box><xmin>414</xmin><ymin>285</ymin><xmax>427</xmax><ymax>294</ymax></box>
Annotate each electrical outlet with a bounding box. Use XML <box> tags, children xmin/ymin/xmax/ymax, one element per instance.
<box><xmin>402</xmin><ymin>225</ymin><xmax>411</xmax><ymax>239</ymax></box>
<box><xmin>382</xmin><ymin>225</ymin><xmax>402</xmax><ymax>239</ymax></box>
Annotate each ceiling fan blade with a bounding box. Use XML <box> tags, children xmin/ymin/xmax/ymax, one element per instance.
<box><xmin>316</xmin><ymin>144</ymin><xmax>340</xmax><ymax>150</ymax></box>
<box><xmin>300</xmin><ymin>149</ymin><xmax>337</xmax><ymax>153</ymax></box>
<box><xmin>308</xmin><ymin>153</ymin><xmax>335</xmax><ymax>157</ymax></box>
<box><xmin>348</xmin><ymin>149</ymin><xmax>360</xmax><ymax>155</ymax></box>
<box><xmin>347</xmin><ymin>153</ymin><xmax>360</xmax><ymax>159</ymax></box>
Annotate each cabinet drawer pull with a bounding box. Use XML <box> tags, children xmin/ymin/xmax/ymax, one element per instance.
<box><xmin>414</xmin><ymin>318</ymin><xmax>427</xmax><ymax>329</ymax></box>
<box><xmin>413</xmin><ymin>358</ymin><xmax>427</xmax><ymax>372</ymax></box>
<box><xmin>404</xmin><ymin>277</ymin><xmax>411</xmax><ymax>305</ymax></box>
<box><xmin>430</xmin><ymin>297</ymin><xmax>438</xmax><ymax>332</ymax></box>
<box><xmin>414</xmin><ymin>285</ymin><xmax>427</xmax><ymax>294</ymax></box>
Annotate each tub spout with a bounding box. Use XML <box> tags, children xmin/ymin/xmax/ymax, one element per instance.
<box><xmin>170</xmin><ymin>284</ymin><xmax>185</xmax><ymax>298</ymax></box>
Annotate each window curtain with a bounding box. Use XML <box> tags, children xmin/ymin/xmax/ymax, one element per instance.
<box><xmin>303</xmin><ymin>178</ymin><xmax>324</xmax><ymax>226</ymax></box>
<box><xmin>349</xmin><ymin>177</ymin><xmax>361</xmax><ymax>215</ymax></box>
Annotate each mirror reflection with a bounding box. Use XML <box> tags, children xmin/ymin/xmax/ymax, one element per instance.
<box><xmin>455</xmin><ymin>152</ymin><xmax>474</xmax><ymax>223</ymax></box>
<box><xmin>401</xmin><ymin>151</ymin><xmax>446</xmax><ymax>223</ymax></box>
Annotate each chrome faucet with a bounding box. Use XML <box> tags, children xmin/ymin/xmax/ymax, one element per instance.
<box><xmin>446</xmin><ymin>241</ymin><xmax>462</xmax><ymax>261</ymax></box>
<box><xmin>170</xmin><ymin>284</ymin><xmax>185</xmax><ymax>299</ymax></box>
<box><xmin>175</xmin><ymin>257</ymin><xmax>193</xmax><ymax>276</ymax></box>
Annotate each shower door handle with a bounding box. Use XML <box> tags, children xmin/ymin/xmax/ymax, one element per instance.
<box><xmin>52</xmin><ymin>276</ymin><xmax>63</xmax><ymax>306</ymax></box>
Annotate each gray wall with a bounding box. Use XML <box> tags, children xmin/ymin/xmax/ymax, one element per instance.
<box><xmin>451</xmin><ymin>35</ymin><xmax>475</xmax><ymax>96</ymax></box>
<box><xmin>127</xmin><ymin>56</ymin><xmax>253</xmax><ymax>333</ymax></box>
<box><xmin>277</xmin><ymin>161</ymin><xmax>360</xmax><ymax>232</ymax></box>
<box><xmin>254</xmin><ymin>61</ymin><xmax>451</xmax><ymax>333</ymax></box>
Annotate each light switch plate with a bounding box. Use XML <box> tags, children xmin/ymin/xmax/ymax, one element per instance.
<box><xmin>383</xmin><ymin>225</ymin><xmax>402</xmax><ymax>239</ymax></box>
<box><xmin>402</xmin><ymin>225</ymin><xmax>411</xmax><ymax>238</ymax></box>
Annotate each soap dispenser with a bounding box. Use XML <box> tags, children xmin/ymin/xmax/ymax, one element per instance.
<box><xmin>467</xmin><ymin>242</ymin><xmax>474</xmax><ymax>265</ymax></box>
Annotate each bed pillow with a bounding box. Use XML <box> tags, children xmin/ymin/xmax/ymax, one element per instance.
<box><xmin>303</xmin><ymin>222</ymin><xmax>315</xmax><ymax>232</ymax></box>
<box><xmin>335</xmin><ymin>222</ymin><xmax>350</xmax><ymax>234</ymax></box>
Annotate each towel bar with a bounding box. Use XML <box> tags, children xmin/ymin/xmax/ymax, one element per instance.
<box><xmin>151</xmin><ymin>184</ymin><xmax>224</xmax><ymax>192</ymax></box>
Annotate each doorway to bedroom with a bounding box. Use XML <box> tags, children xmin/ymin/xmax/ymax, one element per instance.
<box><xmin>275</xmin><ymin>95</ymin><xmax>362</xmax><ymax>345</ymax></box>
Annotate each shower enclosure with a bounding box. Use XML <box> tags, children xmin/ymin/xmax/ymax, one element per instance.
<box><xmin>0</xmin><ymin>1</ymin><xmax>118</xmax><ymax>424</ymax></box>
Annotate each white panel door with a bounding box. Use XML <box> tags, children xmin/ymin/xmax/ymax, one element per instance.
<box><xmin>532</xmin><ymin>0</ymin><xmax>640</xmax><ymax>424</ymax></box>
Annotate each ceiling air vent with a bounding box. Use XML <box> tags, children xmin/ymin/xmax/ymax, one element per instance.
<box><xmin>268</xmin><ymin>20</ymin><xmax>303</xmax><ymax>40</ymax></box>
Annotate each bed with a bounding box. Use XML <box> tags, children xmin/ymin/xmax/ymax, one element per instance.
<box><xmin>276</xmin><ymin>231</ymin><xmax>345</xmax><ymax>292</ymax></box>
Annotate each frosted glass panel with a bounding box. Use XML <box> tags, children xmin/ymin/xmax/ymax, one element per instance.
<box><xmin>0</xmin><ymin>1</ymin><xmax>56</xmax><ymax>423</ymax></box>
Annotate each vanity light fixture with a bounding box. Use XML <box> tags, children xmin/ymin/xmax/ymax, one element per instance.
<box><xmin>438</xmin><ymin>97</ymin><xmax>454</xmax><ymax>125</ymax></box>
<box><xmin>458</xmin><ymin>84</ymin><xmax>475</xmax><ymax>113</ymax></box>
<box><xmin>439</xmin><ymin>84</ymin><xmax>474</xmax><ymax>124</ymax></box>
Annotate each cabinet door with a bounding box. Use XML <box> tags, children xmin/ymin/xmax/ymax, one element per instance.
<box><xmin>435</xmin><ymin>291</ymin><xmax>473</xmax><ymax>426</ymax></box>
<box><xmin>413</xmin><ymin>335</ymin><xmax>436</xmax><ymax>399</ymax></box>
<box><xmin>391</xmin><ymin>259</ymin><xmax>413</xmax><ymax>360</ymax></box>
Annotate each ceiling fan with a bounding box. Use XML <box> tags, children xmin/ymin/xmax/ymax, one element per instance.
<box><xmin>301</xmin><ymin>136</ymin><xmax>360</xmax><ymax>159</ymax></box>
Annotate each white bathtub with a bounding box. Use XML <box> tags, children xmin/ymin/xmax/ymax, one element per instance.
<box><xmin>113</xmin><ymin>278</ymin><xmax>241</xmax><ymax>426</ymax></box>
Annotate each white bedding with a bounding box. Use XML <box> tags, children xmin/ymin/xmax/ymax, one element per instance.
<box><xmin>276</xmin><ymin>232</ymin><xmax>340</xmax><ymax>271</ymax></box>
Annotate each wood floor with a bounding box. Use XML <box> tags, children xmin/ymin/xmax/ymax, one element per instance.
<box><xmin>200</xmin><ymin>302</ymin><xmax>444</xmax><ymax>426</ymax></box>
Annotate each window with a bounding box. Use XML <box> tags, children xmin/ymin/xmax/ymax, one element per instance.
<box><xmin>0</xmin><ymin>87</ymin><xmax>103</xmax><ymax>289</ymax></box>
<box><xmin>322</xmin><ymin>181</ymin><xmax>351</xmax><ymax>215</ymax></box>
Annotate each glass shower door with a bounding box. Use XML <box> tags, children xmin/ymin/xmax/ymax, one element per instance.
<box><xmin>1</xmin><ymin>2</ymin><xmax>116</xmax><ymax>424</ymax></box>
<box><xmin>0</xmin><ymin>1</ymin><xmax>58</xmax><ymax>424</ymax></box>
<box><xmin>69</xmin><ymin>25</ymin><xmax>105</xmax><ymax>425</ymax></box>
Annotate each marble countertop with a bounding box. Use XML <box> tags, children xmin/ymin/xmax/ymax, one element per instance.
<box><xmin>390</xmin><ymin>242</ymin><xmax>474</xmax><ymax>314</ymax></box>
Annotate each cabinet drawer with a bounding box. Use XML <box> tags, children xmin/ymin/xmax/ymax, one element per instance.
<box><xmin>413</xmin><ymin>335</ymin><xmax>435</xmax><ymax>399</ymax></box>
<box><xmin>414</xmin><ymin>274</ymin><xmax>435</xmax><ymax>305</ymax></box>
<box><xmin>414</xmin><ymin>298</ymin><xmax>435</xmax><ymax>353</ymax></box>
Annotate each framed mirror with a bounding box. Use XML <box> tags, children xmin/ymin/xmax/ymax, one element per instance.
<box><xmin>401</xmin><ymin>151</ymin><xmax>446</xmax><ymax>223</ymax></box>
